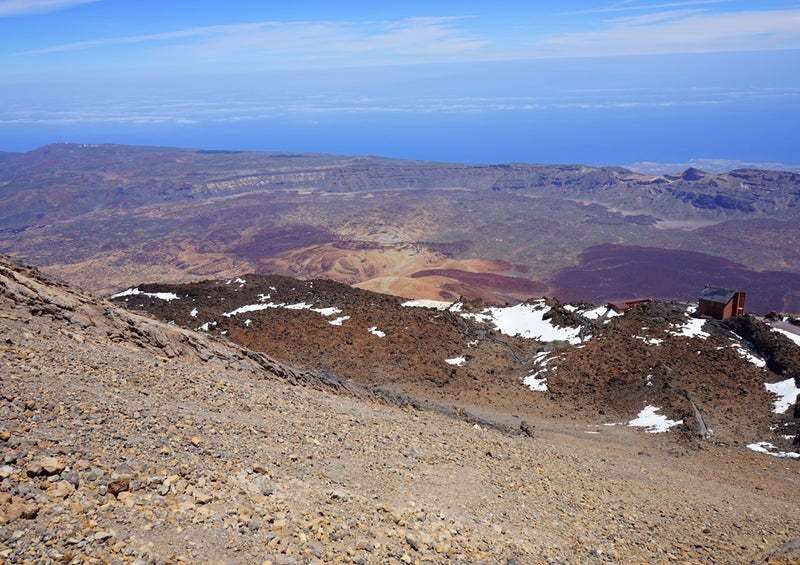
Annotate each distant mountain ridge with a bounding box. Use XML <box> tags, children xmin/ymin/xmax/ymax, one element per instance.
<box><xmin>1</xmin><ymin>143</ymin><xmax>799</xmax><ymax>312</ymax></box>
<box><xmin>2</xmin><ymin>143</ymin><xmax>798</xmax><ymax>229</ymax></box>
<box><xmin>627</xmin><ymin>158</ymin><xmax>800</xmax><ymax>176</ymax></box>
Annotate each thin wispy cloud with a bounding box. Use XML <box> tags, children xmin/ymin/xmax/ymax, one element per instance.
<box><xmin>5</xmin><ymin>83</ymin><xmax>794</xmax><ymax>127</ymax></box>
<box><xmin>560</xmin><ymin>0</ymin><xmax>730</xmax><ymax>16</ymax></box>
<box><xmin>16</xmin><ymin>16</ymin><xmax>488</xmax><ymax>66</ymax></box>
<box><xmin>607</xmin><ymin>8</ymin><xmax>705</xmax><ymax>26</ymax></box>
<box><xmin>15</xmin><ymin>8</ymin><xmax>798</xmax><ymax>68</ymax></box>
<box><xmin>360</xmin><ymin>17</ymin><xmax>487</xmax><ymax>55</ymax></box>
<box><xmin>16</xmin><ymin>23</ymin><xmax>239</xmax><ymax>56</ymax></box>
<box><xmin>532</xmin><ymin>8</ymin><xmax>800</xmax><ymax>57</ymax></box>
<box><xmin>0</xmin><ymin>0</ymin><xmax>100</xmax><ymax>17</ymax></box>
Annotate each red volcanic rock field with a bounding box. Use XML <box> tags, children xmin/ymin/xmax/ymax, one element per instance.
<box><xmin>547</xmin><ymin>244</ymin><xmax>800</xmax><ymax>314</ymax></box>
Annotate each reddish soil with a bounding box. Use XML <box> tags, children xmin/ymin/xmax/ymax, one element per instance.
<box><xmin>548</xmin><ymin>243</ymin><xmax>800</xmax><ymax>314</ymax></box>
<box><xmin>114</xmin><ymin>274</ymin><xmax>800</xmax><ymax>451</ymax></box>
<box><xmin>227</xmin><ymin>225</ymin><xmax>339</xmax><ymax>261</ymax></box>
<box><xmin>411</xmin><ymin>268</ymin><xmax>546</xmax><ymax>295</ymax></box>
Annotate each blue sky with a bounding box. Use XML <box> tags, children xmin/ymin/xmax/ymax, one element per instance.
<box><xmin>1</xmin><ymin>0</ymin><xmax>799</xmax><ymax>169</ymax></box>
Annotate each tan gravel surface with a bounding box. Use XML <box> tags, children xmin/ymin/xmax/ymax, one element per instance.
<box><xmin>2</xmin><ymin>257</ymin><xmax>799</xmax><ymax>564</ymax></box>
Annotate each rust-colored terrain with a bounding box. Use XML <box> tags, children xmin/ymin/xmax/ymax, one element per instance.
<box><xmin>4</xmin><ymin>254</ymin><xmax>800</xmax><ymax>564</ymax></box>
<box><xmin>1</xmin><ymin>143</ymin><xmax>800</xmax><ymax>313</ymax></box>
<box><xmin>110</xmin><ymin>272</ymin><xmax>800</xmax><ymax>453</ymax></box>
<box><xmin>3</xmin><ymin>144</ymin><xmax>800</xmax><ymax>564</ymax></box>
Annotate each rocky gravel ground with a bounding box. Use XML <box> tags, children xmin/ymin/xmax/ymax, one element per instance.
<box><xmin>2</xmin><ymin>257</ymin><xmax>800</xmax><ymax>564</ymax></box>
<box><xmin>116</xmin><ymin>276</ymin><xmax>800</xmax><ymax>452</ymax></box>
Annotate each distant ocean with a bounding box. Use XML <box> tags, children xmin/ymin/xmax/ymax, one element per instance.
<box><xmin>1</xmin><ymin>98</ymin><xmax>796</xmax><ymax>170</ymax></box>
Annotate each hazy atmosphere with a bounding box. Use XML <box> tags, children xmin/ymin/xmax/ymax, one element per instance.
<box><xmin>2</xmin><ymin>0</ymin><xmax>799</xmax><ymax>170</ymax></box>
<box><xmin>2</xmin><ymin>4</ymin><xmax>800</xmax><ymax>564</ymax></box>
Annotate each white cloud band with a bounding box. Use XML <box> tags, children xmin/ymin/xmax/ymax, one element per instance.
<box><xmin>0</xmin><ymin>0</ymin><xmax>100</xmax><ymax>17</ymax></box>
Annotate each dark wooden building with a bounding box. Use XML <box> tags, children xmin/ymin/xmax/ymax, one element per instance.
<box><xmin>697</xmin><ymin>285</ymin><xmax>746</xmax><ymax>319</ymax></box>
<box><xmin>608</xmin><ymin>298</ymin><xmax>652</xmax><ymax>314</ymax></box>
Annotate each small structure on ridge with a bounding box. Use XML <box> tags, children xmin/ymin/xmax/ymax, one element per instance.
<box><xmin>697</xmin><ymin>285</ymin><xmax>746</xmax><ymax>319</ymax></box>
<box><xmin>608</xmin><ymin>297</ymin><xmax>652</xmax><ymax>314</ymax></box>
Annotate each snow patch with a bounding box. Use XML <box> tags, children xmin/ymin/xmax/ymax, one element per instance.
<box><xmin>582</xmin><ymin>305</ymin><xmax>619</xmax><ymax>323</ymax></box>
<box><xmin>329</xmin><ymin>316</ymin><xmax>350</xmax><ymax>326</ymax></box>
<box><xmin>765</xmin><ymin>377</ymin><xmax>800</xmax><ymax>414</ymax></box>
<box><xmin>112</xmin><ymin>288</ymin><xmax>180</xmax><ymax>302</ymax></box>
<box><xmin>312</xmin><ymin>306</ymin><xmax>342</xmax><ymax>317</ymax></box>
<box><xmin>461</xmin><ymin>301</ymin><xmax>583</xmax><ymax>344</ymax></box>
<box><xmin>523</xmin><ymin>352</ymin><xmax>557</xmax><ymax>392</ymax></box>
<box><xmin>746</xmin><ymin>442</ymin><xmax>800</xmax><ymax>459</ymax></box>
<box><xmin>531</xmin><ymin>351</ymin><xmax>551</xmax><ymax>364</ymax></box>
<box><xmin>628</xmin><ymin>405</ymin><xmax>682</xmax><ymax>433</ymax></box>
<box><xmin>445</xmin><ymin>357</ymin><xmax>466</xmax><ymax>366</ymax></box>
<box><xmin>634</xmin><ymin>335</ymin><xmax>663</xmax><ymax>345</ymax></box>
<box><xmin>222</xmin><ymin>303</ymin><xmax>272</xmax><ymax>317</ymax></box>
<box><xmin>668</xmin><ymin>314</ymin><xmax>710</xmax><ymax>339</ymax></box>
<box><xmin>773</xmin><ymin>327</ymin><xmax>800</xmax><ymax>347</ymax></box>
<box><xmin>222</xmin><ymin>301</ymin><xmax>342</xmax><ymax>320</ymax></box>
<box><xmin>368</xmin><ymin>326</ymin><xmax>386</xmax><ymax>338</ymax></box>
<box><xmin>731</xmin><ymin>342</ymin><xmax>766</xmax><ymax>368</ymax></box>
<box><xmin>190</xmin><ymin>308</ymin><xmax>198</xmax><ymax>318</ymax></box>
<box><xmin>523</xmin><ymin>374</ymin><xmax>548</xmax><ymax>392</ymax></box>
<box><xmin>402</xmin><ymin>299</ymin><xmax>454</xmax><ymax>310</ymax></box>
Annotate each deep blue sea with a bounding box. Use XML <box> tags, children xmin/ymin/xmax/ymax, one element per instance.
<box><xmin>1</xmin><ymin>98</ymin><xmax>796</xmax><ymax>169</ymax></box>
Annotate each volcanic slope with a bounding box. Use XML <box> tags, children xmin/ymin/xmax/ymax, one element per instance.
<box><xmin>2</xmin><ymin>254</ymin><xmax>800</xmax><ymax>564</ymax></box>
<box><xmin>111</xmin><ymin>273</ymin><xmax>800</xmax><ymax>455</ymax></box>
